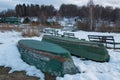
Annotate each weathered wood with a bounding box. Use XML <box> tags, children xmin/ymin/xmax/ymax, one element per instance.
<box><xmin>63</xmin><ymin>32</ymin><xmax>75</xmax><ymax>37</ymax></box>
<box><xmin>18</xmin><ymin>42</ymin><xmax>69</xmax><ymax>62</ymax></box>
<box><xmin>42</xmin><ymin>35</ymin><xmax>110</xmax><ymax>62</ymax></box>
<box><xmin>88</xmin><ymin>35</ymin><xmax>120</xmax><ymax>49</ymax></box>
<box><xmin>17</xmin><ymin>40</ymin><xmax>79</xmax><ymax>77</ymax></box>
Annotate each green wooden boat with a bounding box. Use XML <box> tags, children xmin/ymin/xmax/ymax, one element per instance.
<box><xmin>17</xmin><ymin>39</ymin><xmax>79</xmax><ymax>77</ymax></box>
<box><xmin>42</xmin><ymin>35</ymin><xmax>110</xmax><ymax>62</ymax></box>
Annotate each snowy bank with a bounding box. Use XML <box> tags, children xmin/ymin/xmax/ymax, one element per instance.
<box><xmin>0</xmin><ymin>31</ymin><xmax>120</xmax><ymax>80</ymax></box>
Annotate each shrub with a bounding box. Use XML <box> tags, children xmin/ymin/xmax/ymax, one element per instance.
<box><xmin>0</xmin><ymin>24</ymin><xmax>22</xmax><ymax>32</ymax></box>
<box><xmin>22</xmin><ymin>26</ymin><xmax>40</xmax><ymax>37</ymax></box>
<box><xmin>23</xmin><ymin>17</ymin><xmax>31</xmax><ymax>23</ymax></box>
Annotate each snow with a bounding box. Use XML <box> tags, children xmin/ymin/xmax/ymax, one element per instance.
<box><xmin>0</xmin><ymin>30</ymin><xmax>120</xmax><ymax>80</ymax></box>
<box><xmin>0</xmin><ymin>31</ymin><xmax>44</xmax><ymax>80</ymax></box>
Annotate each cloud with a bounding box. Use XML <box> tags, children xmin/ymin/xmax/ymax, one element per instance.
<box><xmin>94</xmin><ymin>0</ymin><xmax>120</xmax><ymax>8</ymax></box>
<box><xmin>0</xmin><ymin>0</ymin><xmax>15</xmax><ymax>11</ymax></box>
<box><xmin>0</xmin><ymin>0</ymin><xmax>120</xmax><ymax>11</ymax></box>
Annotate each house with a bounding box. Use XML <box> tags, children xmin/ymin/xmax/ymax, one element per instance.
<box><xmin>0</xmin><ymin>18</ymin><xmax>5</xmax><ymax>23</ymax></box>
<box><xmin>4</xmin><ymin>17</ymin><xmax>21</xmax><ymax>24</ymax></box>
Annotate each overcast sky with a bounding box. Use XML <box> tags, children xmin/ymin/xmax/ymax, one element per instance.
<box><xmin>0</xmin><ymin>0</ymin><xmax>119</xmax><ymax>11</ymax></box>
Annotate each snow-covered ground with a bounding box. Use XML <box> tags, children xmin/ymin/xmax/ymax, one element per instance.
<box><xmin>0</xmin><ymin>31</ymin><xmax>120</xmax><ymax>80</ymax></box>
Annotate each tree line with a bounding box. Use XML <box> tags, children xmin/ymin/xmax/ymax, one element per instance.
<box><xmin>0</xmin><ymin>4</ymin><xmax>120</xmax><ymax>23</ymax></box>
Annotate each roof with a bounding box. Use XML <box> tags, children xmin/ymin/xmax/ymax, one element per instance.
<box><xmin>5</xmin><ymin>17</ymin><xmax>20</xmax><ymax>22</ymax></box>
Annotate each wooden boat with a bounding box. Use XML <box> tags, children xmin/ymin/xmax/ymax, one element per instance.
<box><xmin>17</xmin><ymin>39</ymin><xmax>79</xmax><ymax>77</ymax></box>
<box><xmin>42</xmin><ymin>35</ymin><xmax>110</xmax><ymax>62</ymax></box>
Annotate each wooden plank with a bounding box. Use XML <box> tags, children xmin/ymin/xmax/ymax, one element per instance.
<box><xmin>63</xmin><ymin>32</ymin><xmax>75</xmax><ymax>37</ymax></box>
<box><xmin>88</xmin><ymin>35</ymin><xmax>120</xmax><ymax>49</ymax></box>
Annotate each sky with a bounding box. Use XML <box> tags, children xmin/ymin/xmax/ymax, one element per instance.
<box><xmin>0</xmin><ymin>0</ymin><xmax>119</xmax><ymax>11</ymax></box>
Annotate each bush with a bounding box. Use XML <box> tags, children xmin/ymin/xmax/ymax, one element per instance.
<box><xmin>76</xmin><ymin>21</ymin><xmax>90</xmax><ymax>31</ymax></box>
<box><xmin>22</xmin><ymin>26</ymin><xmax>40</xmax><ymax>37</ymax></box>
<box><xmin>0</xmin><ymin>24</ymin><xmax>22</xmax><ymax>32</ymax></box>
<box><xmin>23</xmin><ymin>17</ymin><xmax>31</xmax><ymax>23</ymax></box>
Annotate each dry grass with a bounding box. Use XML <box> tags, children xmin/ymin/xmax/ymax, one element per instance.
<box><xmin>0</xmin><ymin>24</ymin><xmax>22</xmax><ymax>32</ymax></box>
<box><xmin>0</xmin><ymin>66</ymin><xmax>57</xmax><ymax>80</ymax></box>
<box><xmin>0</xmin><ymin>23</ymin><xmax>61</xmax><ymax>37</ymax></box>
<box><xmin>30</xmin><ymin>22</ymin><xmax>41</xmax><ymax>26</ymax></box>
<box><xmin>96</xmin><ymin>24</ymin><xmax>120</xmax><ymax>32</ymax></box>
<box><xmin>22</xmin><ymin>26</ymin><xmax>41</xmax><ymax>37</ymax></box>
<box><xmin>0</xmin><ymin>23</ymin><xmax>41</xmax><ymax>37</ymax></box>
<box><xmin>45</xmin><ymin>73</ymin><xmax>56</xmax><ymax>80</ymax></box>
<box><xmin>22</xmin><ymin>30</ymin><xmax>40</xmax><ymax>37</ymax></box>
<box><xmin>76</xmin><ymin>22</ymin><xmax>90</xmax><ymax>31</ymax></box>
<box><xmin>0</xmin><ymin>66</ymin><xmax>39</xmax><ymax>80</ymax></box>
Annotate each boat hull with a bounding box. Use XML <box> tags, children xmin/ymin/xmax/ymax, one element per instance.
<box><xmin>42</xmin><ymin>35</ymin><xmax>110</xmax><ymax>62</ymax></box>
<box><xmin>17</xmin><ymin>40</ymin><xmax>79</xmax><ymax>77</ymax></box>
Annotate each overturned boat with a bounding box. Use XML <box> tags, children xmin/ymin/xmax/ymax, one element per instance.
<box><xmin>17</xmin><ymin>39</ymin><xmax>79</xmax><ymax>77</ymax></box>
<box><xmin>42</xmin><ymin>35</ymin><xmax>110</xmax><ymax>62</ymax></box>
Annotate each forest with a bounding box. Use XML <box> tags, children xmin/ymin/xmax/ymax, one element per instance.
<box><xmin>0</xmin><ymin>4</ymin><xmax>120</xmax><ymax>22</ymax></box>
<box><xmin>0</xmin><ymin>4</ymin><xmax>120</xmax><ymax>32</ymax></box>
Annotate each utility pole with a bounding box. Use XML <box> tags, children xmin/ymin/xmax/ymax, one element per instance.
<box><xmin>88</xmin><ymin>0</ymin><xmax>94</xmax><ymax>31</ymax></box>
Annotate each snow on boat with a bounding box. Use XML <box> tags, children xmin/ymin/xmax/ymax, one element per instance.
<box><xmin>17</xmin><ymin>39</ymin><xmax>79</xmax><ymax>77</ymax></box>
<box><xmin>42</xmin><ymin>35</ymin><xmax>110</xmax><ymax>62</ymax></box>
